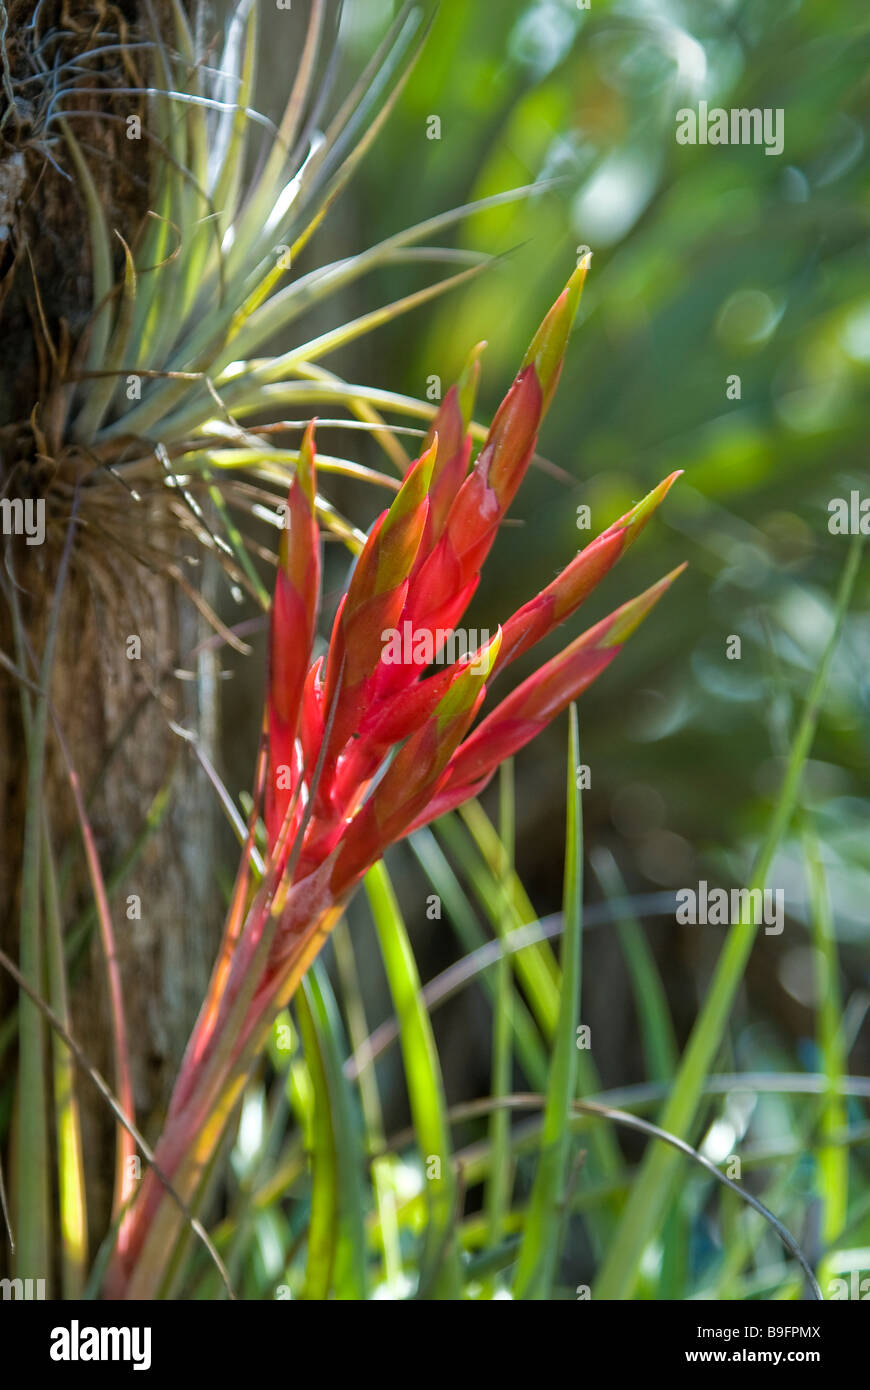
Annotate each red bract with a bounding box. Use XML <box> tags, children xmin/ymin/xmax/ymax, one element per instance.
<box><xmin>108</xmin><ymin>262</ymin><xmax>685</xmax><ymax>1297</ymax></box>
<box><xmin>265</xmin><ymin>420</ymin><xmax>320</xmax><ymax>849</ymax></box>
<box><xmin>267</xmin><ymin>260</ymin><xmax>683</xmax><ymax>895</ymax></box>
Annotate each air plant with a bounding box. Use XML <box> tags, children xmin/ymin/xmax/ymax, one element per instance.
<box><xmin>1</xmin><ymin>0</ymin><xmax>556</xmax><ymax>1296</ymax></box>
<box><xmin>4</xmin><ymin>0</ymin><xmax>544</xmax><ymax>588</ymax></box>
<box><xmin>48</xmin><ymin>0</ymin><xmax>535</xmax><ymax>573</ymax></box>
<box><xmin>106</xmin><ymin>258</ymin><xmax>684</xmax><ymax>1298</ymax></box>
<box><xmin>2</xmin><ymin>0</ymin><xmax>861</xmax><ymax>1314</ymax></box>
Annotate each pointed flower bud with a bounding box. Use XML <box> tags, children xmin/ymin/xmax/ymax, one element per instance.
<box><xmin>266</xmin><ymin>420</ymin><xmax>320</xmax><ymax>847</ymax></box>
<box><xmin>330</xmin><ymin>630</ymin><xmax>502</xmax><ymax>894</ymax></box>
<box><xmin>496</xmin><ymin>472</ymin><xmax>683</xmax><ymax>672</ymax></box>
<box><xmin>520</xmin><ymin>257</ymin><xmax>589</xmax><ymax>416</ymax></box>
<box><xmin>112</xmin><ymin>263</ymin><xmax>688</xmax><ymax>1300</ymax></box>
<box><xmin>419</xmin><ymin>342</ymin><xmax>484</xmax><ymax>546</ymax></box>
<box><xmin>424</xmin><ymin>566</ymin><xmax>686</xmax><ymax>815</ymax></box>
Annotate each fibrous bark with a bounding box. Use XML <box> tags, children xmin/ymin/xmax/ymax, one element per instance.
<box><xmin>0</xmin><ymin>0</ymin><xmax>221</xmax><ymax>1260</ymax></box>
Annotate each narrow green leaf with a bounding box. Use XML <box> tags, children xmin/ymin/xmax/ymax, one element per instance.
<box><xmin>514</xmin><ymin>705</ymin><xmax>583</xmax><ymax>1298</ymax></box>
<box><xmin>11</xmin><ymin>498</ymin><xmax>78</xmax><ymax>1287</ymax></box>
<box><xmin>208</xmin><ymin>0</ymin><xmax>258</xmax><ymax>234</ymax></box>
<box><xmin>73</xmin><ymin>234</ymin><xmax>137</xmax><ymax>441</ymax></box>
<box><xmin>304</xmin><ymin>961</ymin><xmax>369</xmax><ymax>1299</ymax></box>
<box><xmin>591</xmin><ymin>848</ymin><xmax>677</xmax><ymax>1084</ymax></box>
<box><xmin>61</xmin><ymin>124</ymin><xmax>113</xmax><ymax>372</ymax></box>
<box><xmin>332</xmin><ymin>920</ymin><xmax>403</xmax><ymax>1291</ymax></box>
<box><xmin>595</xmin><ymin>533</ymin><xmax>864</xmax><ymax>1300</ymax></box>
<box><xmin>804</xmin><ymin>827</ymin><xmax>848</xmax><ymax>1246</ymax></box>
<box><xmin>42</xmin><ymin>815</ymin><xmax>87</xmax><ymax>1297</ymax></box>
<box><xmin>365</xmin><ymin>859</ymin><xmax>462</xmax><ymax>1298</ymax></box>
<box><xmin>409</xmin><ymin>825</ymin><xmax>549</xmax><ymax>1091</ymax></box>
<box><xmin>483</xmin><ymin>763</ymin><xmax>515</xmax><ymax>1293</ymax></box>
<box><xmin>296</xmin><ymin>980</ymin><xmax>339</xmax><ymax>1299</ymax></box>
<box><xmin>437</xmin><ymin>814</ymin><xmax>560</xmax><ymax>1040</ymax></box>
<box><xmin>437</xmin><ymin>808</ymin><xmax>624</xmax><ymax>1197</ymax></box>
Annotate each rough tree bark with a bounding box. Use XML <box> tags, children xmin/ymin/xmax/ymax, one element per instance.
<box><xmin>0</xmin><ymin>0</ymin><xmax>221</xmax><ymax>1272</ymax></box>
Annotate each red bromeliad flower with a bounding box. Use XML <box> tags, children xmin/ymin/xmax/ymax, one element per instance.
<box><xmin>270</xmin><ymin>261</ymin><xmax>684</xmax><ymax>893</ymax></box>
<box><xmin>108</xmin><ymin>262</ymin><xmax>684</xmax><ymax>1296</ymax></box>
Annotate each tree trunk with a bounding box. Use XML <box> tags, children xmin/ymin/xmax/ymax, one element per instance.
<box><xmin>0</xmin><ymin>0</ymin><xmax>221</xmax><ymax>1277</ymax></box>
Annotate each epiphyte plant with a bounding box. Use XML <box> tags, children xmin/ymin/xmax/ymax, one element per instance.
<box><xmin>1</xmin><ymin>0</ymin><xmax>686</xmax><ymax>1304</ymax></box>
<box><xmin>107</xmin><ymin>257</ymin><xmax>684</xmax><ymax>1298</ymax></box>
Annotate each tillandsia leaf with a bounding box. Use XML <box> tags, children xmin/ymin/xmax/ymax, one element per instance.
<box><xmin>109</xmin><ymin>265</ymin><xmax>685</xmax><ymax>1299</ymax></box>
<box><xmin>218</xmin><ymin>245</ymin><xmax>488</xmax><ymax>375</ymax></box>
<box><xmin>208</xmin><ymin>0</ymin><xmax>258</xmax><ymax>229</ymax></box>
<box><xmin>313</xmin><ymin>440</ymin><xmax>438</xmax><ymax>807</ymax></box>
<box><xmin>43</xmin><ymin>818</ymin><xmax>88</xmax><ymax>1298</ymax></box>
<box><xmin>217</xmin><ymin>0</ymin><xmax>327</xmax><ymax>286</ymax></box>
<box><xmin>237</xmin><ymin>261</ymin><xmax>493</xmax><ymax>397</ymax></box>
<box><xmin>83</xmin><ymin>0</ymin><xmax>460</xmax><ymax>463</ymax></box>
<box><xmin>266</xmin><ymin>421</ymin><xmax>320</xmax><ymax>849</ymax></box>
<box><xmin>364</xmin><ymin>859</ymin><xmax>462</xmax><ymax>1298</ymax></box>
<box><xmin>215</xmin><ymin>184</ymin><xmax>541</xmax><ymax>381</ymax></box>
<box><xmin>416</xmin><ymin>341</ymin><xmax>483</xmax><ymax>554</ymax></box>
<box><xmin>494</xmin><ymin>471</ymin><xmax>683</xmax><ymax>674</ymax></box>
<box><xmin>330</xmin><ymin>631</ymin><xmax>503</xmax><ymax>895</ymax></box>
<box><xmin>117</xmin><ymin>172</ymin><xmax>550</xmax><ymax>445</ymax></box>
<box><xmin>72</xmin><ymin>234</ymin><xmax>138</xmax><ymax>442</ymax></box>
<box><xmin>382</xmin><ymin>261</ymin><xmax>590</xmax><ymax>701</ymax></box>
<box><xmin>282</xmin><ymin>3</ymin><xmax>432</xmax><ymax>270</ymax></box>
<box><xmin>514</xmin><ymin>703</ymin><xmax>583</xmax><ymax>1298</ymax></box>
<box><xmin>414</xmin><ymin>566</ymin><xmax>687</xmax><ymax>825</ymax></box>
<box><xmin>522</xmin><ymin>253</ymin><xmax>591</xmax><ymax>415</ymax></box>
<box><xmin>61</xmin><ymin>122</ymin><xmax>113</xmax><ymax>377</ymax></box>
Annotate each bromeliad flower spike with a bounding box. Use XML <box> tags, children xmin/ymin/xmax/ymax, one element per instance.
<box><xmin>108</xmin><ymin>263</ymin><xmax>685</xmax><ymax>1297</ymax></box>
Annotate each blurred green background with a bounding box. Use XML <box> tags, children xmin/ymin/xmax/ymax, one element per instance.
<box><xmin>249</xmin><ymin>1</ymin><xmax>870</xmax><ymax>1065</ymax></box>
<box><xmin>217</xmin><ymin>0</ymin><xmax>870</xmax><ymax>1295</ymax></box>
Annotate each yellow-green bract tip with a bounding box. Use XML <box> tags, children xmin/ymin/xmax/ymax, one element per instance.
<box><xmin>383</xmin><ymin>434</ymin><xmax>438</xmax><ymax>536</ymax></box>
<box><xmin>458</xmin><ymin>341</ymin><xmax>487</xmax><ymax>430</ymax></box>
<box><xmin>436</xmin><ymin>626</ymin><xmax>503</xmax><ymax>732</ymax></box>
<box><xmin>598</xmin><ymin>563</ymin><xmax>687</xmax><ymax>649</ymax></box>
<box><xmin>619</xmin><ymin>471</ymin><xmax>683</xmax><ymax>546</ymax></box>
<box><xmin>297</xmin><ymin>419</ymin><xmax>317</xmax><ymax>508</ymax></box>
<box><xmin>520</xmin><ymin>260</ymin><xmax>589</xmax><ymax>413</ymax></box>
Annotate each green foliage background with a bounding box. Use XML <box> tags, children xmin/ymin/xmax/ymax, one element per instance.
<box><xmin>5</xmin><ymin>0</ymin><xmax>868</xmax><ymax>1302</ymax></box>
<box><xmin>253</xmin><ymin>0</ymin><xmax>869</xmax><ymax>1298</ymax></box>
<box><xmin>320</xmin><ymin>0</ymin><xmax>870</xmax><ymax>1038</ymax></box>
